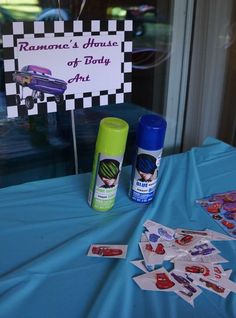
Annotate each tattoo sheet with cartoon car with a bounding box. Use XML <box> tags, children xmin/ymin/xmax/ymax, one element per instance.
<box><xmin>192</xmin><ymin>276</ymin><xmax>230</xmax><ymax>298</ymax></box>
<box><xmin>133</xmin><ymin>268</ymin><xmax>179</xmax><ymax>292</ymax></box>
<box><xmin>174</xmin><ymin>234</ymin><xmax>203</xmax><ymax>251</ymax></box>
<box><xmin>144</xmin><ymin>231</ymin><xmax>181</xmax><ymax>260</ymax></box>
<box><xmin>143</xmin><ymin>220</ymin><xmax>175</xmax><ymax>243</ymax></box>
<box><xmin>139</xmin><ymin>242</ymin><xmax>166</xmax><ymax>266</ymax></box>
<box><xmin>173</xmin><ymin>261</ymin><xmax>225</xmax><ymax>280</ymax></box>
<box><xmin>87</xmin><ymin>244</ymin><xmax>128</xmax><ymax>258</ymax></box>
<box><xmin>176</xmin><ymin>228</ymin><xmax>236</xmax><ymax>241</ymax></box>
<box><xmin>196</xmin><ymin>190</ymin><xmax>236</xmax><ymax>238</ymax></box>
<box><xmin>143</xmin><ymin>220</ymin><xmax>180</xmax><ymax>260</ymax></box>
<box><xmin>174</xmin><ymin>250</ymin><xmax>228</xmax><ymax>264</ymax></box>
<box><xmin>169</xmin><ymin>270</ymin><xmax>202</xmax><ymax>306</ymax></box>
<box><xmin>187</xmin><ymin>241</ymin><xmax>220</xmax><ymax>259</ymax></box>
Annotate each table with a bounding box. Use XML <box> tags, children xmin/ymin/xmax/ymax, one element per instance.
<box><xmin>0</xmin><ymin>137</ymin><xmax>236</xmax><ymax>318</ymax></box>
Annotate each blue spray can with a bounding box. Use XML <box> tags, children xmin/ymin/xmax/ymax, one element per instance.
<box><xmin>129</xmin><ymin>114</ymin><xmax>167</xmax><ymax>203</ymax></box>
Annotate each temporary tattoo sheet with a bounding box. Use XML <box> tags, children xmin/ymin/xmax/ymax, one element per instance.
<box><xmin>174</xmin><ymin>234</ymin><xmax>202</xmax><ymax>250</ymax></box>
<box><xmin>174</xmin><ymin>252</ymin><xmax>228</xmax><ymax>264</ymax></box>
<box><xmin>139</xmin><ymin>242</ymin><xmax>166</xmax><ymax>266</ymax></box>
<box><xmin>143</xmin><ymin>220</ymin><xmax>175</xmax><ymax>241</ymax></box>
<box><xmin>192</xmin><ymin>276</ymin><xmax>230</xmax><ymax>298</ymax></box>
<box><xmin>87</xmin><ymin>244</ymin><xmax>128</xmax><ymax>258</ymax></box>
<box><xmin>196</xmin><ymin>190</ymin><xmax>236</xmax><ymax>238</ymax></box>
<box><xmin>133</xmin><ymin>268</ymin><xmax>179</xmax><ymax>292</ymax></box>
<box><xmin>173</xmin><ymin>261</ymin><xmax>225</xmax><ymax>280</ymax></box>
<box><xmin>188</xmin><ymin>241</ymin><xmax>220</xmax><ymax>257</ymax></box>
<box><xmin>170</xmin><ymin>270</ymin><xmax>202</xmax><ymax>306</ymax></box>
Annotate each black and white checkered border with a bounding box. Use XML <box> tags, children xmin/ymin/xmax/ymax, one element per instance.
<box><xmin>2</xmin><ymin>20</ymin><xmax>133</xmax><ymax>118</ymax></box>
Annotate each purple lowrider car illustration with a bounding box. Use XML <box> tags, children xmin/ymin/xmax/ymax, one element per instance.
<box><xmin>13</xmin><ymin>65</ymin><xmax>67</xmax><ymax>109</ymax></box>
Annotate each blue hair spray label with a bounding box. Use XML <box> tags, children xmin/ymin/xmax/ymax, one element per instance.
<box><xmin>129</xmin><ymin>148</ymin><xmax>162</xmax><ymax>203</ymax></box>
<box><xmin>129</xmin><ymin>114</ymin><xmax>167</xmax><ymax>203</ymax></box>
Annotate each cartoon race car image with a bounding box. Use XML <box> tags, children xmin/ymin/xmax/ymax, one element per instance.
<box><xmin>175</xmin><ymin>235</ymin><xmax>193</xmax><ymax>246</ymax></box>
<box><xmin>91</xmin><ymin>246</ymin><xmax>123</xmax><ymax>257</ymax></box>
<box><xmin>190</xmin><ymin>243</ymin><xmax>216</xmax><ymax>256</ymax></box>
<box><xmin>221</xmin><ymin>219</ymin><xmax>235</xmax><ymax>229</ymax></box>
<box><xmin>185</xmin><ymin>265</ymin><xmax>210</xmax><ymax>276</ymax></box>
<box><xmin>157</xmin><ymin>228</ymin><xmax>173</xmax><ymax>240</ymax></box>
<box><xmin>155</xmin><ymin>272</ymin><xmax>175</xmax><ymax>289</ymax></box>
<box><xmin>206</xmin><ymin>202</ymin><xmax>222</xmax><ymax>213</ymax></box>
<box><xmin>13</xmin><ymin>65</ymin><xmax>67</xmax><ymax>109</ymax></box>
<box><xmin>145</xmin><ymin>243</ymin><xmax>165</xmax><ymax>255</ymax></box>
<box><xmin>199</xmin><ymin>278</ymin><xmax>225</xmax><ymax>293</ymax></box>
<box><xmin>170</xmin><ymin>272</ymin><xmax>197</xmax><ymax>293</ymax></box>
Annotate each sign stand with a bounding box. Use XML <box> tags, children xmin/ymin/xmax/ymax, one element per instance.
<box><xmin>70</xmin><ymin>109</ymin><xmax>79</xmax><ymax>174</ymax></box>
<box><xmin>59</xmin><ymin>0</ymin><xmax>87</xmax><ymax>175</ymax></box>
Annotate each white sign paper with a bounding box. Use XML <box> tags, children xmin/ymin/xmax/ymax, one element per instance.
<box><xmin>2</xmin><ymin>20</ymin><xmax>133</xmax><ymax>117</ymax></box>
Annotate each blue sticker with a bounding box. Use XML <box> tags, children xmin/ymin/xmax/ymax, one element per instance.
<box><xmin>149</xmin><ymin>233</ymin><xmax>160</xmax><ymax>242</ymax></box>
<box><xmin>158</xmin><ymin>228</ymin><xmax>173</xmax><ymax>240</ymax></box>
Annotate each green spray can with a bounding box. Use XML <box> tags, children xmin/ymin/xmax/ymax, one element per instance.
<box><xmin>88</xmin><ymin>117</ymin><xmax>129</xmax><ymax>211</ymax></box>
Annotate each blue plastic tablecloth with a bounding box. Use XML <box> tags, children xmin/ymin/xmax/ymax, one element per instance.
<box><xmin>0</xmin><ymin>137</ymin><xmax>236</xmax><ymax>318</ymax></box>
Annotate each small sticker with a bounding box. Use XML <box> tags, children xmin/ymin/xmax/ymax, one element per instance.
<box><xmin>87</xmin><ymin>244</ymin><xmax>128</xmax><ymax>258</ymax></box>
<box><xmin>133</xmin><ymin>268</ymin><xmax>178</xmax><ymax>292</ymax></box>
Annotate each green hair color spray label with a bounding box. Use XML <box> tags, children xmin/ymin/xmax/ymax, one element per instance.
<box><xmin>88</xmin><ymin>117</ymin><xmax>129</xmax><ymax>211</ymax></box>
<box><xmin>88</xmin><ymin>154</ymin><xmax>123</xmax><ymax>211</ymax></box>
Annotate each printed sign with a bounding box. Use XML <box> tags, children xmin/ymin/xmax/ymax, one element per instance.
<box><xmin>2</xmin><ymin>20</ymin><xmax>133</xmax><ymax>118</ymax></box>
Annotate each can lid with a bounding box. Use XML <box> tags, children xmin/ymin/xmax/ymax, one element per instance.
<box><xmin>96</xmin><ymin>117</ymin><xmax>129</xmax><ymax>156</ymax></box>
<box><xmin>137</xmin><ymin>114</ymin><xmax>167</xmax><ymax>150</ymax></box>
